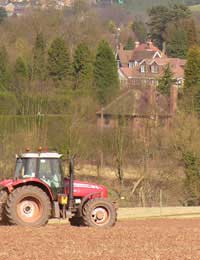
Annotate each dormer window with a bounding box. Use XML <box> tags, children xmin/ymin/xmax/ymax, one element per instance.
<box><xmin>128</xmin><ymin>62</ymin><xmax>134</xmax><ymax>68</ymax></box>
<box><xmin>151</xmin><ymin>65</ymin><xmax>158</xmax><ymax>73</ymax></box>
<box><xmin>140</xmin><ymin>65</ymin><xmax>145</xmax><ymax>73</ymax></box>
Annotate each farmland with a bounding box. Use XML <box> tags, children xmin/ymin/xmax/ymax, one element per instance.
<box><xmin>0</xmin><ymin>219</ymin><xmax>200</xmax><ymax>260</ymax></box>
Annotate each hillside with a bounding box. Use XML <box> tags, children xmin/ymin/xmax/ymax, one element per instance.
<box><xmin>124</xmin><ymin>0</ymin><xmax>200</xmax><ymax>12</ymax></box>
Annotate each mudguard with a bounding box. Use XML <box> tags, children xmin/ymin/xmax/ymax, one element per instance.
<box><xmin>0</xmin><ymin>178</ymin><xmax>54</xmax><ymax>201</ymax></box>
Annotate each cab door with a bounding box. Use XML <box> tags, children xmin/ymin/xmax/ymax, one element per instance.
<box><xmin>38</xmin><ymin>158</ymin><xmax>64</xmax><ymax>196</ymax></box>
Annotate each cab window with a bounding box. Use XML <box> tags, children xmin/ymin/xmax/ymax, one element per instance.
<box><xmin>38</xmin><ymin>159</ymin><xmax>62</xmax><ymax>188</ymax></box>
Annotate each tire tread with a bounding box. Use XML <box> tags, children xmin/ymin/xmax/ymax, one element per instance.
<box><xmin>82</xmin><ymin>198</ymin><xmax>117</xmax><ymax>228</ymax></box>
<box><xmin>5</xmin><ymin>185</ymin><xmax>51</xmax><ymax>226</ymax></box>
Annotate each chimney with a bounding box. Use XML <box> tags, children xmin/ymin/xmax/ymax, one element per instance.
<box><xmin>162</xmin><ymin>41</ymin><xmax>166</xmax><ymax>56</ymax></box>
<box><xmin>170</xmin><ymin>85</ymin><xmax>178</xmax><ymax>115</ymax></box>
<box><xmin>147</xmin><ymin>40</ymin><xmax>153</xmax><ymax>49</ymax></box>
<box><xmin>135</xmin><ymin>41</ymin><xmax>140</xmax><ymax>48</ymax></box>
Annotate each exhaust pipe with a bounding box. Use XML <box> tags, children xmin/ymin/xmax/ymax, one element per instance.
<box><xmin>68</xmin><ymin>158</ymin><xmax>74</xmax><ymax>211</ymax></box>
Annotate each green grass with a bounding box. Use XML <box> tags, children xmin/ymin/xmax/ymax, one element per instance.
<box><xmin>121</xmin><ymin>0</ymin><xmax>200</xmax><ymax>13</ymax></box>
<box><xmin>189</xmin><ymin>4</ymin><xmax>200</xmax><ymax>11</ymax></box>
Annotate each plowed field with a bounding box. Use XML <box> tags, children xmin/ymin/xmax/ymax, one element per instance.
<box><xmin>0</xmin><ymin>219</ymin><xmax>200</xmax><ymax>260</ymax></box>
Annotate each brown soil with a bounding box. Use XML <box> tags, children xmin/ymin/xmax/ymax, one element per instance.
<box><xmin>0</xmin><ymin>219</ymin><xmax>200</xmax><ymax>260</ymax></box>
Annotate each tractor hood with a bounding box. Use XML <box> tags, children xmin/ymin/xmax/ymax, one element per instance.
<box><xmin>64</xmin><ymin>178</ymin><xmax>108</xmax><ymax>198</ymax></box>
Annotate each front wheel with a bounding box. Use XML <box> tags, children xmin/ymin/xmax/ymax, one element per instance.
<box><xmin>5</xmin><ymin>186</ymin><xmax>51</xmax><ymax>227</ymax></box>
<box><xmin>82</xmin><ymin>198</ymin><xmax>117</xmax><ymax>228</ymax></box>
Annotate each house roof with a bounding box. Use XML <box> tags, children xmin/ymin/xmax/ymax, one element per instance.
<box><xmin>119</xmin><ymin>67</ymin><xmax>134</xmax><ymax>78</ymax></box>
<box><xmin>97</xmin><ymin>87</ymin><xmax>170</xmax><ymax>117</ymax></box>
<box><xmin>119</xmin><ymin>57</ymin><xmax>186</xmax><ymax>80</ymax></box>
<box><xmin>134</xmin><ymin>43</ymin><xmax>160</xmax><ymax>52</ymax></box>
<box><xmin>116</xmin><ymin>41</ymin><xmax>164</xmax><ymax>65</ymax></box>
<box><xmin>130</xmin><ymin>42</ymin><xmax>165</xmax><ymax>62</ymax></box>
<box><xmin>117</xmin><ymin>49</ymin><xmax>133</xmax><ymax>65</ymax></box>
<box><xmin>145</xmin><ymin>58</ymin><xmax>186</xmax><ymax>67</ymax></box>
<box><xmin>131</xmin><ymin>50</ymin><xmax>161</xmax><ymax>62</ymax></box>
<box><xmin>141</xmin><ymin>58</ymin><xmax>186</xmax><ymax>79</ymax></box>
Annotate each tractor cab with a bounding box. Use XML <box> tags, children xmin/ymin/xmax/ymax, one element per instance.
<box><xmin>15</xmin><ymin>152</ymin><xmax>64</xmax><ymax>191</ymax></box>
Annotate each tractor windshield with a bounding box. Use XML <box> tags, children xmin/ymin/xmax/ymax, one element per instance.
<box><xmin>15</xmin><ymin>158</ymin><xmax>37</xmax><ymax>178</ymax></box>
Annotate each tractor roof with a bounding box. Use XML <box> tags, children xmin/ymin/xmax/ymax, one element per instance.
<box><xmin>17</xmin><ymin>152</ymin><xmax>62</xmax><ymax>159</ymax></box>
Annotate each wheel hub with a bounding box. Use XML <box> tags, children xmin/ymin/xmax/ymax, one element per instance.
<box><xmin>91</xmin><ymin>207</ymin><xmax>109</xmax><ymax>224</ymax></box>
<box><xmin>20</xmin><ymin>201</ymin><xmax>35</xmax><ymax>217</ymax></box>
<box><xmin>17</xmin><ymin>197</ymin><xmax>42</xmax><ymax>223</ymax></box>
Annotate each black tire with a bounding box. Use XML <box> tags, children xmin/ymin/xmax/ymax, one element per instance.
<box><xmin>69</xmin><ymin>216</ymin><xmax>84</xmax><ymax>226</ymax></box>
<box><xmin>82</xmin><ymin>198</ymin><xmax>117</xmax><ymax>228</ymax></box>
<box><xmin>5</xmin><ymin>186</ymin><xmax>51</xmax><ymax>227</ymax></box>
<box><xmin>0</xmin><ymin>190</ymin><xmax>8</xmax><ymax>224</ymax></box>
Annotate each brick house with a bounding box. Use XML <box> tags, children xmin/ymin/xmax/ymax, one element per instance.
<box><xmin>96</xmin><ymin>85</ymin><xmax>178</xmax><ymax>130</ymax></box>
<box><xmin>116</xmin><ymin>41</ymin><xmax>186</xmax><ymax>88</ymax></box>
<box><xmin>119</xmin><ymin>57</ymin><xmax>186</xmax><ymax>88</ymax></box>
<box><xmin>116</xmin><ymin>41</ymin><xmax>165</xmax><ymax>69</ymax></box>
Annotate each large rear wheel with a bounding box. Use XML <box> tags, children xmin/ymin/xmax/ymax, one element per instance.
<box><xmin>0</xmin><ymin>190</ymin><xmax>8</xmax><ymax>224</ymax></box>
<box><xmin>82</xmin><ymin>198</ymin><xmax>117</xmax><ymax>228</ymax></box>
<box><xmin>5</xmin><ymin>186</ymin><xmax>51</xmax><ymax>227</ymax></box>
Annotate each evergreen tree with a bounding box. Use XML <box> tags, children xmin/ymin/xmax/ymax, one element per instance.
<box><xmin>185</xmin><ymin>46</ymin><xmax>200</xmax><ymax>89</ymax></box>
<box><xmin>0</xmin><ymin>46</ymin><xmax>9</xmax><ymax>91</ymax></box>
<box><xmin>182</xmin><ymin>151</ymin><xmax>200</xmax><ymax>204</ymax></box>
<box><xmin>13</xmin><ymin>56</ymin><xmax>29</xmax><ymax>104</ymax></box>
<box><xmin>148</xmin><ymin>5</ymin><xmax>171</xmax><ymax>49</ymax></box>
<box><xmin>164</xmin><ymin>18</ymin><xmax>197</xmax><ymax>58</ymax></box>
<box><xmin>73</xmin><ymin>42</ymin><xmax>93</xmax><ymax>90</ymax></box>
<box><xmin>183</xmin><ymin>46</ymin><xmax>200</xmax><ymax>113</ymax></box>
<box><xmin>148</xmin><ymin>4</ymin><xmax>191</xmax><ymax>49</ymax></box>
<box><xmin>132</xmin><ymin>20</ymin><xmax>147</xmax><ymax>43</ymax></box>
<box><xmin>184</xmin><ymin>18</ymin><xmax>197</xmax><ymax>47</ymax></box>
<box><xmin>158</xmin><ymin>65</ymin><xmax>174</xmax><ymax>96</ymax></box>
<box><xmin>124</xmin><ymin>37</ymin><xmax>134</xmax><ymax>50</ymax></box>
<box><xmin>165</xmin><ymin>22</ymin><xmax>188</xmax><ymax>58</ymax></box>
<box><xmin>32</xmin><ymin>33</ymin><xmax>46</xmax><ymax>80</ymax></box>
<box><xmin>94</xmin><ymin>40</ymin><xmax>119</xmax><ymax>105</ymax></box>
<box><xmin>47</xmin><ymin>37</ymin><xmax>71</xmax><ymax>81</ymax></box>
<box><xmin>15</xmin><ymin>57</ymin><xmax>29</xmax><ymax>79</ymax></box>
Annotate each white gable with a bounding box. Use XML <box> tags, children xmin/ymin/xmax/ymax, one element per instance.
<box><xmin>153</xmin><ymin>51</ymin><xmax>161</xmax><ymax>59</ymax></box>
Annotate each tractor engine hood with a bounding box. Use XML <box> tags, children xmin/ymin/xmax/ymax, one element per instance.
<box><xmin>64</xmin><ymin>178</ymin><xmax>108</xmax><ymax>198</ymax></box>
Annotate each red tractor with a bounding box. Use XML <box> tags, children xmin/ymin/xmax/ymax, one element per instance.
<box><xmin>0</xmin><ymin>150</ymin><xmax>117</xmax><ymax>227</ymax></box>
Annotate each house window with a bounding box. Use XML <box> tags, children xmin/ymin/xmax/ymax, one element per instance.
<box><xmin>128</xmin><ymin>62</ymin><xmax>134</xmax><ymax>68</ymax></box>
<box><xmin>140</xmin><ymin>65</ymin><xmax>145</xmax><ymax>73</ymax></box>
<box><xmin>151</xmin><ymin>65</ymin><xmax>159</xmax><ymax>73</ymax></box>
